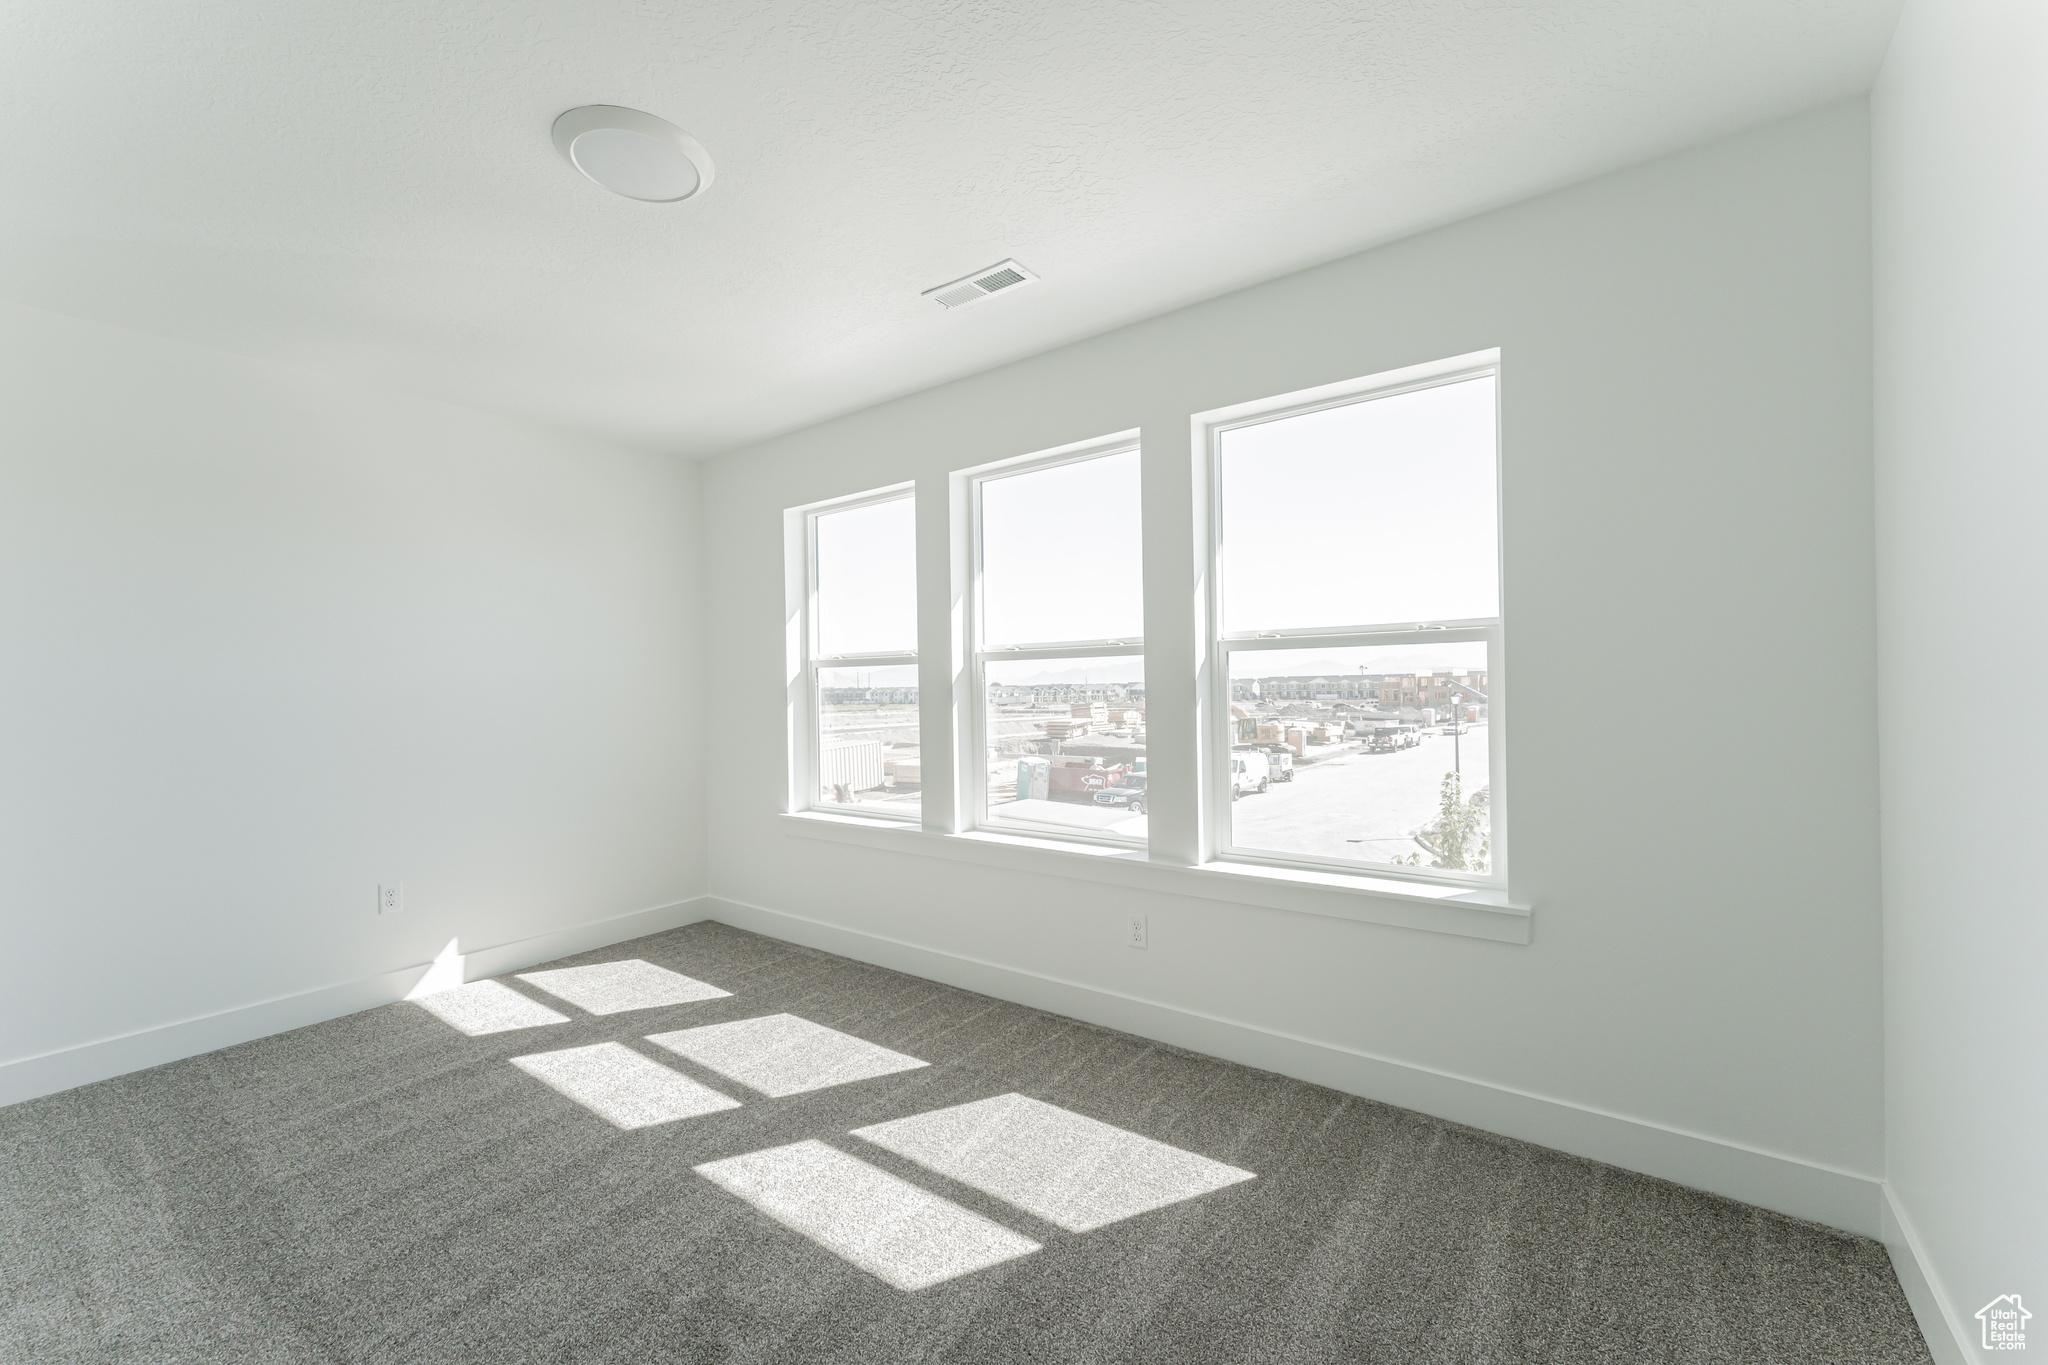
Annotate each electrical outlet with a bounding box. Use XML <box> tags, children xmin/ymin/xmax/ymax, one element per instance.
<box><xmin>1127</xmin><ymin>914</ymin><xmax>1148</xmax><ymax>950</ymax></box>
<box><xmin>378</xmin><ymin>882</ymin><xmax>404</xmax><ymax>915</ymax></box>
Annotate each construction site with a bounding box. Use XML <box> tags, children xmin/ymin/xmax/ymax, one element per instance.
<box><xmin>815</xmin><ymin>668</ymin><xmax>1491</xmax><ymax>866</ymax></box>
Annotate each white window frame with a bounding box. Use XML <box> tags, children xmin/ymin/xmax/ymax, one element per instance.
<box><xmin>1196</xmin><ymin>350</ymin><xmax>1507</xmax><ymax>891</ymax></box>
<box><xmin>956</xmin><ymin>432</ymin><xmax>1146</xmax><ymax>848</ymax></box>
<box><xmin>790</xmin><ymin>483</ymin><xmax>920</xmax><ymax>823</ymax></box>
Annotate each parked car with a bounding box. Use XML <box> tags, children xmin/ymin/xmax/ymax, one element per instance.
<box><xmin>1264</xmin><ymin>748</ymin><xmax>1295</xmax><ymax>781</ymax></box>
<box><xmin>1093</xmin><ymin>779</ymin><xmax>1147</xmax><ymax>814</ymax></box>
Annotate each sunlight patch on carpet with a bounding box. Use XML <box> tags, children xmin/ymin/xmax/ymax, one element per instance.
<box><xmin>852</xmin><ymin>1093</ymin><xmax>1255</xmax><ymax>1232</ymax></box>
<box><xmin>517</xmin><ymin>959</ymin><xmax>730</xmax><ymax>1014</ymax></box>
<box><xmin>413</xmin><ymin>979</ymin><xmax>570</xmax><ymax>1036</ymax></box>
<box><xmin>648</xmin><ymin>1013</ymin><xmax>928</xmax><ymax>1097</ymax></box>
<box><xmin>695</xmin><ymin>1140</ymin><xmax>1039</xmax><ymax>1290</ymax></box>
<box><xmin>510</xmin><ymin>1042</ymin><xmax>741</xmax><ymax>1128</ymax></box>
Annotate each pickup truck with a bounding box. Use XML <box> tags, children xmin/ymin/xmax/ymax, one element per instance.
<box><xmin>1368</xmin><ymin>726</ymin><xmax>1421</xmax><ymax>752</ymax></box>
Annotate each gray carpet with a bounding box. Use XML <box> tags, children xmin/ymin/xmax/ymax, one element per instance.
<box><xmin>0</xmin><ymin>921</ymin><xmax>1928</xmax><ymax>1364</ymax></box>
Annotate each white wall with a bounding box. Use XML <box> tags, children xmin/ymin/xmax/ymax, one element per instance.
<box><xmin>0</xmin><ymin>300</ymin><xmax>706</xmax><ymax>1099</ymax></box>
<box><xmin>703</xmin><ymin>104</ymin><xmax>1883</xmax><ymax>1229</ymax></box>
<box><xmin>1873</xmin><ymin>1</ymin><xmax>2048</xmax><ymax>1356</ymax></box>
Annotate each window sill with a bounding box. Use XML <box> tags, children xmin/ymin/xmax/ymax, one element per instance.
<box><xmin>778</xmin><ymin>811</ymin><xmax>1530</xmax><ymax>944</ymax></box>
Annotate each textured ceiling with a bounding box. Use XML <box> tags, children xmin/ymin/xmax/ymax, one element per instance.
<box><xmin>0</xmin><ymin>0</ymin><xmax>1901</xmax><ymax>456</ymax></box>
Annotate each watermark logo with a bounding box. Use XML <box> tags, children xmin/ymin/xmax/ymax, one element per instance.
<box><xmin>1978</xmin><ymin>1295</ymin><xmax>2030</xmax><ymax>1352</ymax></box>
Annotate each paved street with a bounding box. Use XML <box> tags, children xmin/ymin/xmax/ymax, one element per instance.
<box><xmin>1232</xmin><ymin>726</ymin><xmax>1491</xmax><ymax>867</ymax></box>
<box><xmin>857</xmin><ymin>728</ymin><xmax>1488</xmax><ymax>861</ymax></box>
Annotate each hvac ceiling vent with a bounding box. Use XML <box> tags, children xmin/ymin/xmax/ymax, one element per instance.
<box><xmin>922</xmin><ymin>260</ymin><xmax>1038</xmax><ymax>309</ymax></box>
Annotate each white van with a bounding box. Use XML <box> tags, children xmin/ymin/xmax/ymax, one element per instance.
<box><xmin>1230</xmin><ymin>750</ymin><xmax>1271</xmax><ymax>798</ymax></box>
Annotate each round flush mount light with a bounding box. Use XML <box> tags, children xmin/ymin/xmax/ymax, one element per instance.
<box><xmin>551</xmin><ymin>105</ymin><xmax>714</xmax><ymax>203</ymax></box>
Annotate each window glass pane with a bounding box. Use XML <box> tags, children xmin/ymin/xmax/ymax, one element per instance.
<box><xmin>982</xmin><ymin>655</ymin><xmax>1145</xmax><ymax>840</ymax></box>
<box><xmin>1226</xmin><ymin>642</ymin><xmax>1490</xmax><ymax>872</ymax></box>
<box><xmin>816</xmin><ymin>496</ymin><xmax>917</xmax><ymax>657</ymax></box>
<box><xmin>980</xmin><ymin>452</ymin><xmax>1143</xmax><ymax>646</ymax></box>
<box><xmin>817</xmin><ymin>664</ymin><xmax>920</xmax><ymax>816</ymax></box>
<box><xmin>1220</xmin><ymin>376</ymin><xmax>1498</xmax><ymax>632</ymax></box>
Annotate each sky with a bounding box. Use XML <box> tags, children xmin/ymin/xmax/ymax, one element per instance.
<box><xmin>814</xmin><ymin>376</ymin><xmax>1498</xmax><ymax>659</ymax></box>
<box><xmin>822</xmin><ymin>650</ymin><xmax>1484</xmax><ymax>690</ymax></box>
<box><xmin>1226</xmin><ymin>642</ymin><xmax>1488</xmax><ymax>682</ymax></box>
<box><xmin>985</xmin><ymin>657</ymin><xmax>1147</xmax><ymax>687</ymax></box>
<box><xmin>818</xmin><ymin>664</ymin><xmax>920</xmax><ymax>688</ymax></box>
<box><xmin>822</xmin><ymin>650</ymin><xmax>1482</xmax><ymax>694</ymax></box>
<box><xmin>1221</xmin><ymin>375</ymin><xmax>1498</xmax><ymax>632</ymax></box>
<box><xmin>980</xmin><ymin>450</ymin><xmax>1144</xmax><ymax>646</ymax></box>
<box><xmin>815</xmin><ymin>494</ymin><xmax>917</xmax><ymax>656</ymax></box>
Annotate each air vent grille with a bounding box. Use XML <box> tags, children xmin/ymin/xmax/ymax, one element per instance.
<box><xmin>932</xmin><ymin>283</ymin><xmax>985</xmax><ymax>309</ymax></box>
<box><xmin>972</xmin><ymin>266</ymin><xmax>1027</xmax><ymax>292</ymax></box>
<box><xmin>922</xmin><ymin>259</ymin><xmax>1038</xmax><ymax>309</ymax></box>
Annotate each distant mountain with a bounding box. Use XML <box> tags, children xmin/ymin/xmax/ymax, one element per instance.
<box><xmin>990</xmin><ymin>650</ymin><xmax>1481</xmax><ymax>688</ymax></box>
<box><xmin>816</xmin><ymin>664</ymin><xmax>920</xmax><ymax>687</ymax></box>
<box><xmin>992</xmin><ymin>660</ymin><xmax>1147</xmax><ymax>686</ymax></box>
<box><xmin>987</xmin><ymin>650</ymin><xmax>1488</xmax><ymax>688</ymax></box>
<box><xmin>1233</xmin><ymin>651</ymin><xmax>1484</xmax><ymax>680</ymax></box>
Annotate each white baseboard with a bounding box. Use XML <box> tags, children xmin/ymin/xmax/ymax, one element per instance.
<box><xmin>1882</xmin><ymin>1184</ymin><xmax>1977</xmax><ymax>1365</ymax></box>
<box><xmin>706</xmin><ymin>894</ymin><xmax>1887</xmax><ymax>1238</ymax></box>
<box><xmin>0</xmin><ymin>896</ymin><xmax>713</xmax><ymax>1109</ymax></box>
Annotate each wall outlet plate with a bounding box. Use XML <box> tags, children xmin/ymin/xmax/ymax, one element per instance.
<box><xmin>1127</xmin><ymin>914</ymin><xmax>1148</xmax><ymax>950</ymax></box>
<box><xmin>378</xmin><ymin>882</ymin><xmax>404</xmax><ymax>915</ymax></box>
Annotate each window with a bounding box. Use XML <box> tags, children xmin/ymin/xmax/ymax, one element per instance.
<box><xmin>1203</xmin><ymin>359</ymin><xmax>1502</xmax><ymax>885</ymax></box>
<box><xmin>966</xmin><ymin>436</ymin><xmax>1145</xmax><ymax>844</ymax></box>
<box><xmin>804</xmin><ymin>489</ymin><xmax>919</xmax><ymax>819</ymax></box>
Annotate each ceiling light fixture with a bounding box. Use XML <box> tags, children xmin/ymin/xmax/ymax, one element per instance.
<box><xmin>551</xmin><ymin>105</ymin><xmax>715</xmax><ymax>203</ymax></box>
